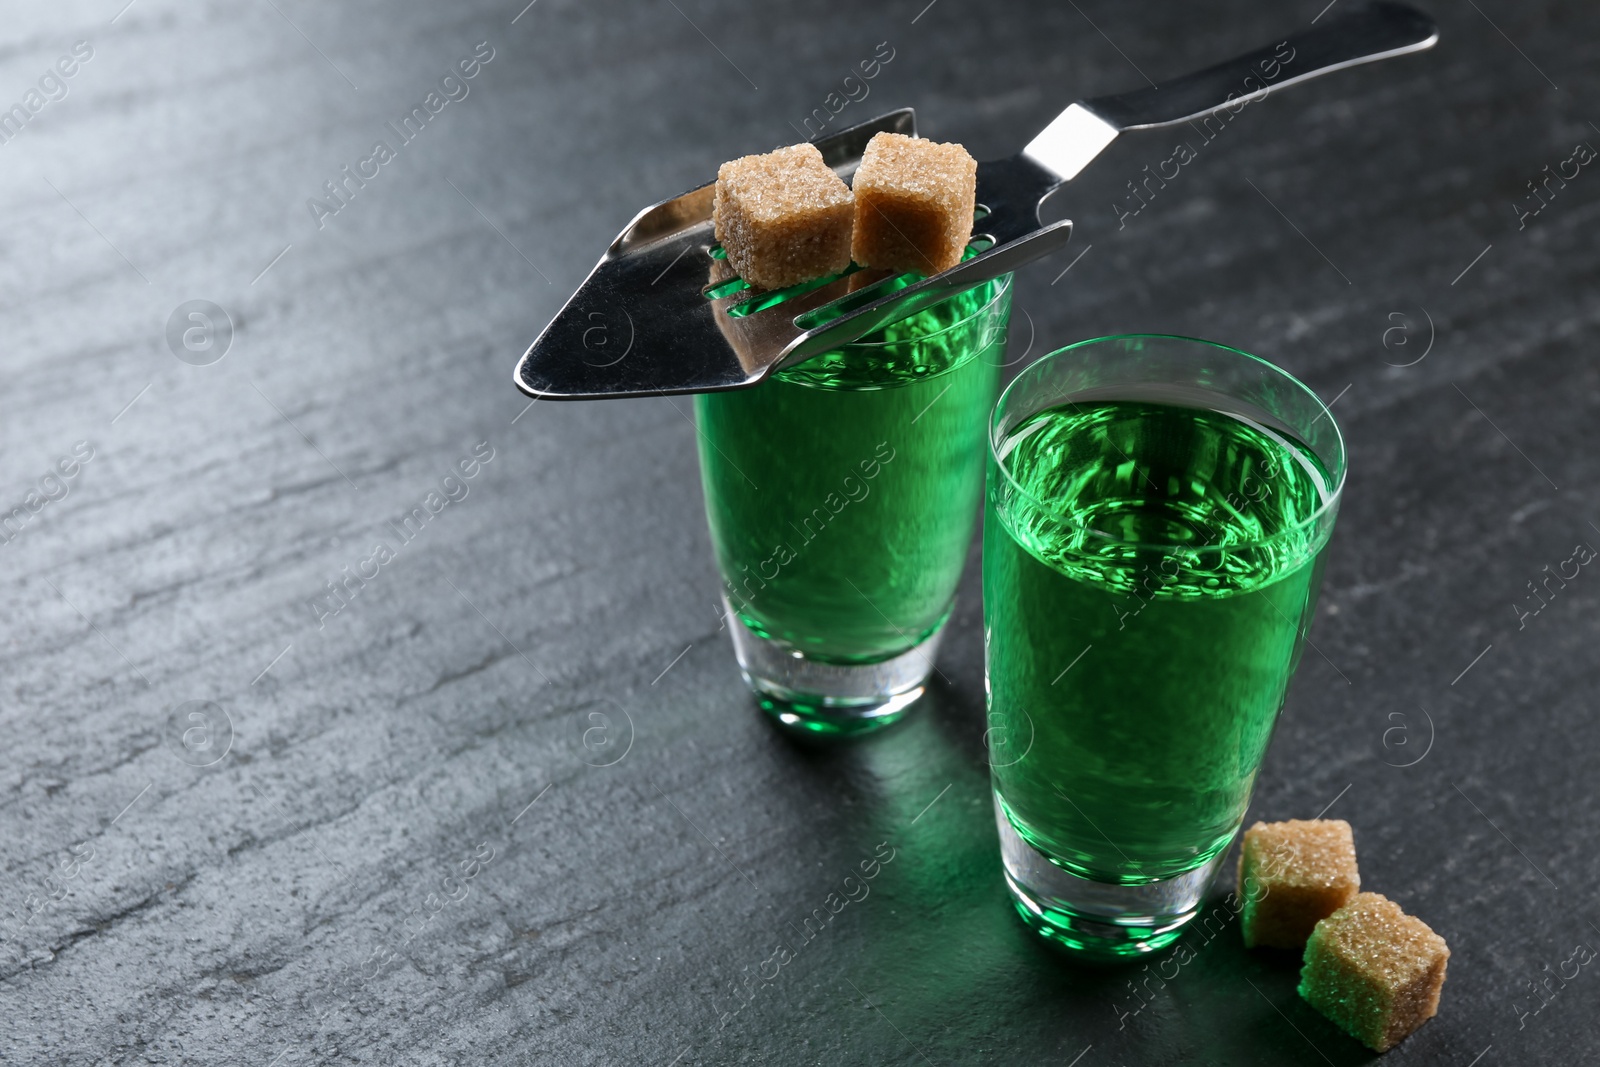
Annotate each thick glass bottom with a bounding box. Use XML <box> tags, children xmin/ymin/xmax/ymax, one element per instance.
<box><xmin>724</xmin><ymin>595</ymin><xmax>945</xmax><ymax>736</ymax></box>
<box><xmin>995</xmin><ymin>793</ymin><xmax>1231</xmax><ymax>959</ymax></box>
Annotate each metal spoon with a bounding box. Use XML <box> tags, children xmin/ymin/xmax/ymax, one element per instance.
<box><xmin>514</xmin><ymin>1</ymin><xmax>1438</xmax><ymax>401</ymax></box>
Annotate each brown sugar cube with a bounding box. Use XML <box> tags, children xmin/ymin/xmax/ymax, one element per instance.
<box><xmin>712</xmin><ymin>142</ymin><xmax>854</xmax><ymax>291</ymax></box>
<box><xmin>1237</xmin><ymin>819</ymin><xmax>1359</xmax><ymax>949</ymax></box>
<box><xmin>1299</xmin><ymin>893</ymin><xmax>1450</xmax><ymax>1052</ymax></box>
<box><xmin>850</xmin><ymin>132</ymin><xmax>976</xmax><ymax>276</ymax></box>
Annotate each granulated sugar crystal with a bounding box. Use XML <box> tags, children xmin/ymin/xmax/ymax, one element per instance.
<box><xmin>850</xmin><ymin>131</ymin><xmax>977</xmax><ymax>276</ymax></box>
<box><xmin>1238</xmin><ymin>818</ymin><xmax>1361</xmax><ymax>950</ymax></box>
<box><xmin>1299</xmin><ymin>892</ymin><xmax>1450</xmax><ymax>1052</ymax></box>
<box><xmin>712</xmin><ymin>142</ymin><xmax>854</xmax><ymax>291</ymax></box>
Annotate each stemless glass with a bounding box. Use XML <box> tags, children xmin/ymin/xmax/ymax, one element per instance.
<box><xmin>695</xmin><ymin>274</ymin><xmax>1011</xmax><ymax>735</ymax></box>
<box><xmin>984</xmin><ymin>335</ymin><xmax>1346</xmax><ymax>956</ymax></box>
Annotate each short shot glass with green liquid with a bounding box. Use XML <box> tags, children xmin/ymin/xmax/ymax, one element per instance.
<box><xmin>694</xmin><ymin>274</ymin><xmax>1011</xmax><ymax>735</ymax></box>
<box><xmin>984</xmin><ymin>335</ymin><xmax>1345</xmax><ymax>957</ymax></box>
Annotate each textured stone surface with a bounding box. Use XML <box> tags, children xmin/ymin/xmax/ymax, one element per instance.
<box><xmin>1</xmin><ymin>0</ymin><xmax>1596</xmax><ymax>1064</ymax></box>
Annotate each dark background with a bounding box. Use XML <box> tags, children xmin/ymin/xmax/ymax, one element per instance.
<box><xmin>3</xmin><ymin>0</ymin><xmax>1596</xmax><ymax>1063</ymax></box>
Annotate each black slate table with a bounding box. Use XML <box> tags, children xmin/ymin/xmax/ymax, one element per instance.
<box><xmin>4</xmin><ymin>1</ymin><xmax>1596</xmax><ymax>1063</ymax></box>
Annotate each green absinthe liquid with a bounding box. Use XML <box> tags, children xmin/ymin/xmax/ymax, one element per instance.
<box><xmin>695</xmin><ymin>278</ymin><xmax>1008</xmax><ymax>663</ymax></box>
<box><xmin>986</xmin><ymin>396</ymin><xmax>1335</xmax><ymax>883</ymax></box>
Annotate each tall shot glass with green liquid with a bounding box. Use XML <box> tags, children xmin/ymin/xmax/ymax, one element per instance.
<box><xmin>695</xmin><ymin>275</ymin><xmax>1011</xmax><ymax>735</ymax></box>
<box><xmin>984</xmin><ymin>335</ymin><xmax>1345</xmax><ymax>956</ymax></box>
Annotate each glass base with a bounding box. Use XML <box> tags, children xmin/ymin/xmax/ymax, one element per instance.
<box><xmin>723</xmin><ymin>595</ymin><xmax>944</xmax><ymax>736</ymax></box>
<box><xmin>994</xmin><ymin>794</ymin><xmax>1230</xmax><ymax>959</ymax></box>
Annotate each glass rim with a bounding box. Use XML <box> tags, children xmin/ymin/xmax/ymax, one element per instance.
<box><xmin>989</xmin><ymin>333</ymin><xmax>1348</xmax><ymax>555</ymax></box>
<box><xmin>838</xmin><ymin>271</ymin><xmax>1011</xmax><ymax>349</ymax></box>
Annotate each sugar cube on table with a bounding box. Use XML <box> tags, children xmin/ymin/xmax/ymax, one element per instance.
<box><xmin>1237</xmin><ymin>818</ymin><xmax>1360</xmax><ymax>950</ymax></box>
<box><xmin>850</xmin><ymin>132</ymin><xmax>976</xmax><ymax>276</ymax></box>
<box><xmin>712</xmin><ymin>142</ymin><xmax>854</xmax><ymax>291</ymax></box>
<box><xmin>1299</xmin><ymin>892</ymin><xmax>1450</xmax><ymax>1052</ymax></box>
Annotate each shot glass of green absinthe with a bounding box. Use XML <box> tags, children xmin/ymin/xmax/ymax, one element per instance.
<box><xmin>984</xmin><ymin>335</ymin><xmax>1345</xmax><ymax>957</ymax></box>
<box><xmin>694</xmin><ymin>274</ymin><xmax>1011</xmax><ymax>734</ymax></box>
